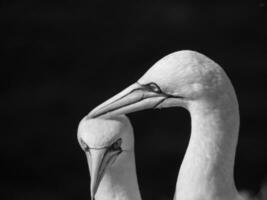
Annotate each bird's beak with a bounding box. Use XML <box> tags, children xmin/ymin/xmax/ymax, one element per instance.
<box><xmin>86</xmin><ymin>148</ymin><xmax>121</xmax><ymax>200</ymax></box>
<box><xmin>88</xmin><ymin>82</ymin><xmax>167</xmax><ymax>118</ymax></box>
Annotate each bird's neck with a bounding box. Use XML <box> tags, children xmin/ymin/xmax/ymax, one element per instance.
<box><xmin>175</xmin><ymin>90</ymin><xmax>240</xmax><ymax>200</ymax></box>
<box><xmin>95</xmin><ymin>151</ymin><xmax>141</xmax><ymax>200</ymax></box>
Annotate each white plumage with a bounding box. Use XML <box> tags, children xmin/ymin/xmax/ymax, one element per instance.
<box><xmin>77</xmin><ymin>116</ymin><xmax>141</xmax><ymax>200</ymax></box>
<box><xmin>85</xmin><ymin>50</ymin><xmax>265</xmax><ymax>200</ymax></box>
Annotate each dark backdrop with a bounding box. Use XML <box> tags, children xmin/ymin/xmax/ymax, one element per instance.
<box><xmin>1</xmin><ymin>1</ymin><xmax>267</xmax><ymax>200</ymax></box>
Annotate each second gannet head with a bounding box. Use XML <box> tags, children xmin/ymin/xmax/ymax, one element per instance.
<box><xmin>77</xmin><ymin>115</ymin><xmax>134</xmax><ymax>200</ymax></box>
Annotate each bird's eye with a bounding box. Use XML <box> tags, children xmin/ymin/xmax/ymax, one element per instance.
<box><xmin>109</xmin><ymin>138</ymin><xmax>122</xmax><ymax>151</ymax></box>
<box><xmin>80</xmin><ymin>139</ymin><xmax>90</xmax><ymax>152</ymax></box>
<box><xmin>145</xmin><ymin>82</ymin><xmax>162</xmax><ymax>93</ymax></box>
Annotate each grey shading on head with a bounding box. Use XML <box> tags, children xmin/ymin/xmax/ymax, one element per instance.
<box><xmin>77</xmin><ymin>115</ymin><xmax>135</xmax><ymax>199</ymax></box>
<box><xmin>77</xmin><ymin>115</ymin><xmax>134</xmax><ymax>152</ymax></box>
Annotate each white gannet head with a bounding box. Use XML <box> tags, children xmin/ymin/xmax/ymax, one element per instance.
<box><xmin>88</xmin><ymin>50</ymin><xmax>233</xmax><ymax>118</ymax></box>
<box><xmin>77</xmin><ymin>115</ymin><xmax>134</xmax><ymax>200</ymax></box>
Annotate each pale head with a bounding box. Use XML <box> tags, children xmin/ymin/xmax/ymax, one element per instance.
<box><xmin>77</xmin><ymin>115</ymin><xmax>134</xmax><ymax>199</ymax></box>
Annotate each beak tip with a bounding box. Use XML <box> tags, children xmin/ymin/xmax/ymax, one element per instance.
<box><xmin>87</xmin><ymin>110</ymin><xmax>116</xmax><ymax>120</ymax></box>
<box><xmin>90</xmin><ymin>181</ymin><xmax>97</xmax><ymax>200</ymax></box>
<box><xmin>90</xmin><ymin>190</ymin><xmax>95</xmax><ymax>200</ymax></box>
<box><xmin>86</xmin><ymin>113</ymin><xmax>94</xmax><ymax>119</ymax></box>
<box><xmin>87</xmin><ymin>110</ymin><xmax>99</xmax><ymax>119</ymax></box>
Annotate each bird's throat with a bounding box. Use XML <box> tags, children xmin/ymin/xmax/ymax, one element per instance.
<box><xmin>175</xmin><ymin>92</ymin><xmax>240</xmax><ymax>200</ymax></box>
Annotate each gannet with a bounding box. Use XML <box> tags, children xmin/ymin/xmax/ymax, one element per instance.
<box><xmin>87</xmin><ymin>50</ymin><xmax>244</xmax><ymax>200</ymax></box>
<box><xmin>77</xmin><ymin>115</ymin><xmax>141</xmax><ymax>200</ymax></box>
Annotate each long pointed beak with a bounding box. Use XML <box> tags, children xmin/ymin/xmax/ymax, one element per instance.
<box><xmin>88</xmin><ymin>83</ymin><xmax>166</xmax><ymax>118</ymax></box>
<box><xmin>86</xmin><ymin>149</ymin><xmax>107</xmax><ymax>200</ymax></box>
<box><xmin>86</xmin><ymin>148</ymin><xmax>121</xmax><ymax>200</ymax></box>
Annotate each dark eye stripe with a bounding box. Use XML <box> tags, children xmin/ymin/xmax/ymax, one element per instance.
<box><xmin>79</xmin><ymin>138</ymin><xmax>123</xmax><ymax>152</ymax></box>
<box><xmin>109</xmin><ymin>138</ymin><xmax>122</xmax><ymax>152</ymax></box>
<box><xmin>138</xmin><ymin>82</ymin><xmax>185</xmax><ymax>99</ymax></box>
<box><xmin>80</xmin><ymin>139</ymin><xmax>90</xmax><ymax>152</ymax></box>
<box><xmin>143</xmin><ymin>82</ymin><xmax>162</xmax><ymax>93</ymax></box>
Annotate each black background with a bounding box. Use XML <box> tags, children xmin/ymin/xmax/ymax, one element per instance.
<box><xmin>1</xmin><ymin>0</ymin><xmax>267</xmax><ymax>200</ymax></box>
